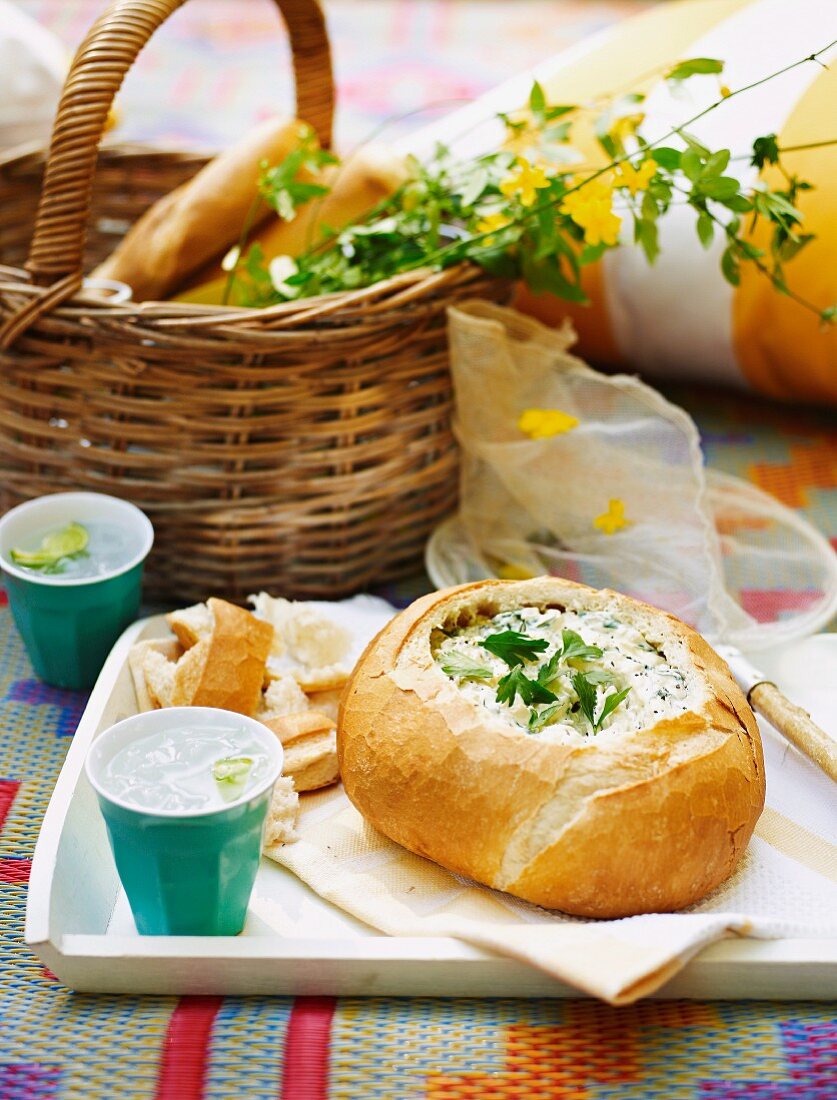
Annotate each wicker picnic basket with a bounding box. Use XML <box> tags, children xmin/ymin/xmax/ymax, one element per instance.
<box><xmin>0</xmin><ymin>0</ymin><xmax>504</xmax><ymax>601</ymax></box>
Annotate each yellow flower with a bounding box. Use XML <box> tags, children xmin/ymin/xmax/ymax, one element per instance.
<box><xmin>720</xmin><ymin>84</ymin><xmax>732</xmax><ymax>98</ymax></box>
<box><xmin>518</xmin><ymin>407</ymin><xmax>579</xmax><ymax>440</ymax></box>
<box><xmin>616</xmin><ymin>157</ymin><xmax>657</xmax><ymax>196</ymax></box>
<box><xmin>477</xmin><ymin>211</ymin><xmax>513</xmax><ymax>235</ymax></box>
<box><xmin>499</xmin><ymin>159</ymin><xmax>550</xmax><ymax>207</ymax></box>
<box><xmin>594</xmin><ymin>498</ymin><xmax>631</xmax><ymax>536</ymax></box>
<box><xmin>611</xmin><ymin>113</ymin><xmax>645</xmax><ymax>141</ymax></box>
<box><xmin>561</xmin><ymin>179</ymin><xmax>622</xmax><ymax>247</ymax></box>
<box><xmin>498</xmin><ymin>563</ymin><xmax>536</xmax><ymax>580</ymax></box>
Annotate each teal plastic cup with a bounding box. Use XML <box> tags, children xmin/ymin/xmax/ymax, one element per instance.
<box><xmin>0</xmin><ymin>492</ymin><xmax>153</xmax><ymax>690</ymax></box>
<box><xmin>86</xmin><ymin>707</ymin><xmax>284</xmax><ymax>936</ymax></box>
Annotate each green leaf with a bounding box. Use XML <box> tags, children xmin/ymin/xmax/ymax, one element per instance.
<box><xmin>559</xmin><ymin>629</ymin><xmax>604</xmax><ymax>665</ymax></box>
<box><xmin>704</xmin><ymin>149</ymin><xmax>731</xmax><ymax>176</ymax></box>
<box><xmin>440</xmin><ymin>651</ymin><xmax>494</xmax><ymax>682</ymax></box>
<box><xmin>571</xmin><ymin>674</ymin><xmax>631</xmax><ymax>733</ymax></box>
<box><xmin>820</xmin><ymin>304</ymin><xmax>837</xmax><ymax>324</ymax></box>
<box><xmin>665</xmin><ymin>57</ymin><xmax>724</xmax><ymax>82</ymax></box>
<box><xmin>721</xmin><ymin>246</ymin><xmax>741</xmax><ymax>287</ymax></box>
<box><xmin>697</xmin><ymin>211</ymin><xmax>714</xmax><ymax>248</ymax></box>
<box><xmin>678</xmin><ymin>130</ymin><xmax>711</xmax><ymax>158</ymax></box>
<box><xmin>597</xmin><ymin>686</ymin><xmax>632</xmax><ymax>729</ymax></box>
<box><xmin>698</xmin><ymin>176</ymin><xmax>740</xmax><ymax>201</ymax></box>
<box><xmin>681</xmin><ymin>150</ymin><xmax>703</xmax><ymax>183</ymax></box>
<box><xmin>527</xmin><ymin>701</ymin><xmax>564</xmax><ymax>732</ymax></box>
<box><xmin>651</xmin><ymin>147</ymin><xmax>682</xmax><ymax>172</ymax></box>
<box><xmin>571</xmin><ymin>671</ymin><xmax>598</xmax><ymax>731</ymax></box>
<box><xmin>641</xmin><ymin>191</ymin><xmax>658</xmax><ymax>221</ymax></box>
<box><xmin>751</xmin><ymin>133</ymin><xmax>780</xmax><ymax>170</ymax></box>
<box><xmin>578</xmin><ymin>242</ymin><xmax>608</xmax><ymax>265</ymax></box>
<box><xmin>636</xmin><ymin>218</ymin><xmax>660</xmax><ymax>263</ymax></box>
<box><xmin>459</xmin><ymin>168</ymin><xmax>489</xmax><ymax>208</ymax></box>
<box><xmin>544</xmin><ymin>105</ymin><xmax>576</xmax><ymax>121</ymax></box>
<box><xmin>482</xmin><ymin>630</ymin><xmax>549</xmax><ymax>668</ymax></box>
<box><xmin>521</xmin><ymin>252</ymin><xmax>589</xmax><ymax>303</ymax></box>
<box><xmin>536</xmin><ymin>651</ymin><xmax>562</xmax><ymax>690</ymax></box>
<box><xmin>496</xmin><ymin>667</ymin><xmax>557</xmax><ymax>707</ymax></box>
<box><xmin>725</xmin><ymin>194</ymin><xmax>753</xmax><ymax>213</ymax></box>
<box><xmin>529</xmin><ymin>80</ymin><xmax>546</xmax><ymax>114</ymax></box>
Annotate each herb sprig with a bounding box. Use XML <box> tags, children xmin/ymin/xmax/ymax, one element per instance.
<box><xmin>572</xmin><ymin>672</ymin><xmax>631</xmax><ymax>734</ymax></box>
<box><xmin>225</xmin><ymin>44</ymin><xmax>836</xmax><ymax>325</ymax></box>
<box><xmin>481</xmin><ymin>630</ymin><xmax>548</xmax><ymax>668</ymax></box>
<box><xmin>440</xmin><ymin>651</ymin><xmax>494</xmax><ymax>682</ymax></box>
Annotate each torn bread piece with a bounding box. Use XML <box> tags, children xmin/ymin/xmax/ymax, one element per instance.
<box><xmin>170</xmin><ymin>597</ymin><xmax>273</xmax><ymax>716</ymax></box>
<box><xmin>304</xmin><ymin>687</ymin><xmax>343</xmax><ymax>723</ymax></box>
<box><xmin>262</xmin><ymin>776</ymin><xmax>299</xmax><ymax>857</ymax></box>
<box><xmin>249</xmin><ymin>592</ymin><xmax>352</xmax><ymax>690</ymax></box>
<box><xmin>166</xmin><ymin>603</ymin><xmax>213</xmax><ymax>650</ymax></box>
<box><xmin>257</xmin><ymin>675</ymin><xmax>310</xmax><ymax>721</ymax></box>
<box><xmin>264</xmin><ymin>712</ymin><xmax>339</xmax><ymax>792</ymax></box>
<box><xmin>128</xmin><ymin>638</ymin><xmax>184</xmax><ymax>711</ymax></box>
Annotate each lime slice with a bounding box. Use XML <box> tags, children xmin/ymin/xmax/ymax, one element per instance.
<box><xmin>11</xmin><ymin>522</ymin><xmax>89</xmax><ymax>569</ymax></box>
<box><xmin>212</xmin><ymin>756</ymin><xmax>254</xmax><ymax>803</ymax></box>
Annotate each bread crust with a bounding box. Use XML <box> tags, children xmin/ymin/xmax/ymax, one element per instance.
<box><xmin>338</xmin><ymin>578</ymin><xmax>764</xmax><ymax>918</ymax></box>
<box><xmin>170</xmin><ymin>597</ymin><xmax>273</xmax><ymax>716</ymax></box>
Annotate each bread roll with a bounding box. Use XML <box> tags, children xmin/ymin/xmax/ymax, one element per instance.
<box><xmin>92</xmin><ymin>117</ymin><xmax>311</xmax><ymax>301</ymax></box>
<box><xmin>338</xmin><ymin>578</ymin><xmax>765</xmax><ymax>918</ymax></box>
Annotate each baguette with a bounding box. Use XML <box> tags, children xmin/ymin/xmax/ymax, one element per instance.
<box><xmin>338</xmin><ymin>578</ymin><xmax>765</xmax><ymax>918</ymax></box>
<box><xmin>92</xmin><ymin>117</ymin><xmax>311</xmax><ymax>301</ymax></box>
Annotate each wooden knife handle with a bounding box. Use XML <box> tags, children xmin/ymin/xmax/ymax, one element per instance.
<box><xmin>749</xmin><ymin>681</ymin><xmax>837</xmax><ymax>783</ymax></box>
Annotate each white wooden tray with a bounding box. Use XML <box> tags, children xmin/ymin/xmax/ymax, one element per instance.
<box><xmin>25</xmin><ymin>612</ymin><xmax>837</xmax><ymax>997</ymax></box>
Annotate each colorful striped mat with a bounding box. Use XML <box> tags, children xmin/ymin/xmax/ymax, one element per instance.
<box><xmin>3</xmin><ymin>2</ymin><xmax>836</xmax><ymax>1096</ymax></box>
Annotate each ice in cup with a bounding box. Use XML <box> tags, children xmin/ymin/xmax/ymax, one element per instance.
<box><xmin>0</xmin><ymin>492</ymin><xmax>153</xmax><ymax>689</ymax></box>
<box><xmin>85</xmin><ymin>707</ymin><xmax>284</xmax><ymax>936</ymax></box>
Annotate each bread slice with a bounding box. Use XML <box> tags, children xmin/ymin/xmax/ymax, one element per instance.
<box><xmin>262</xmin><ymin>776</ymin><xmax>299</xmax><ymax>857</ymax></box>
<box><xmin>166</xmin><ymin>603</ymin><xmax>213</xmax><ymax>650</ymax></box>
<box><xmin>257</xmin><ymin>675</ymin><xmax>310</xmax><ymax>721</ymax></box>
<box><xmin>169</xmin><ymin>597</ymin><xmax>273</xmax><ymax>716</ymax></box>
<box><xmin>338</xmin><ymin>578</ymin><xmax>765</xmax><ymax>919</ymax></box>
<box><xmin>264</xmin><ymin>712</ymin><xmax>339</xmax><ymax>792</ymax></box>
<box><xmin>128</xmin><ymin>639</ymin><xmax>184</xmax><ymax>710</ymax></box>
<box><xmin>250</xmin><ymin>591</ymin><xmax>351</xmax><ymax>691</ymax></box>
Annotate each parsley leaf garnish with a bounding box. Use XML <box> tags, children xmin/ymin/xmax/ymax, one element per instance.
<box><xmin>559</xmin><ymin>629</ymin><xmax>603</xmax><ymax>665</ymax></box>
<box><xmin>481</xmin><ymin>630</ymin><xmax>548</xmax><ymax>668</ymax></box>
<box><xmin>496</xmin><ymin>667</ymin><xmax>557</xmax><ymax>707</ymax></box>
<box><xmin>440</xmin><ymin>651</ymin><xmax>494</xmax><ymax>682</ymax></box>
<box><xmin>527</xmin><ymin>701</ymin><xmax>564</xmax><ymax>732</ymax></box>
<box><xmin>598</xmin><ymin>686</ymin><xmax>632</xmax><ymax>728</ymax></box>
<box><xmin>571</xmin><ymin>672</ymin><xmax>630</xmax><ymax>733</ymax></box>
<box><xmin>536</xmin><ymin>651</ymin><xmax>562</xmax><ymax>689</ymax></box>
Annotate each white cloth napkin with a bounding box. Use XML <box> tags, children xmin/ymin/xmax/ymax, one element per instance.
<box><xmin>267</xmin><ymin>715</ymin><xmax>836</xmax><ymax>1003</ymax></box>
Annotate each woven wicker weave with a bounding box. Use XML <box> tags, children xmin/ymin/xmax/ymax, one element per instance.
<box><xmin>0</xmin><ymin>0</ymin><xmax>504</xmax><ymax>600</ymax></box>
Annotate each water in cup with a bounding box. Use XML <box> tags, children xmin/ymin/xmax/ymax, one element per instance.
<box><xmin>102</xmin><ymin>723</ymin><xmax>273</xmax><ymax>813</ymax></box>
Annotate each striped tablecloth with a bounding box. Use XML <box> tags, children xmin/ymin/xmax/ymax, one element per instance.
<box><xmin>3</xmin><ymin>3</ymin><xmax>836</xmax><ymax>1095</ymax></box>
<box><xmin>1</xmin><ymin>383</ymin><xmax>835</xmax><ymax>1099</ymax></box>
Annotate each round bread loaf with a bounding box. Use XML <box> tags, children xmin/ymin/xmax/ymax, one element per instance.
<box><xmin>338</xmin><ymin>578</ymin><xmax>765</xmax><ymax>918</ymax></box>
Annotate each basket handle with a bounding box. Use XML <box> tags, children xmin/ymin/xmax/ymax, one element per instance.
<box><xmin>1</xmin><ymin>0</ymin><xmax>333</xmax><ymax>346</ymax></box>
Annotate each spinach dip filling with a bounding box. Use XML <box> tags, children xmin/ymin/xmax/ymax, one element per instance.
<box><xmin>432</xmin><ymin>605</ymin><xmax>692</xmax><ymax>745</ymax></box>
